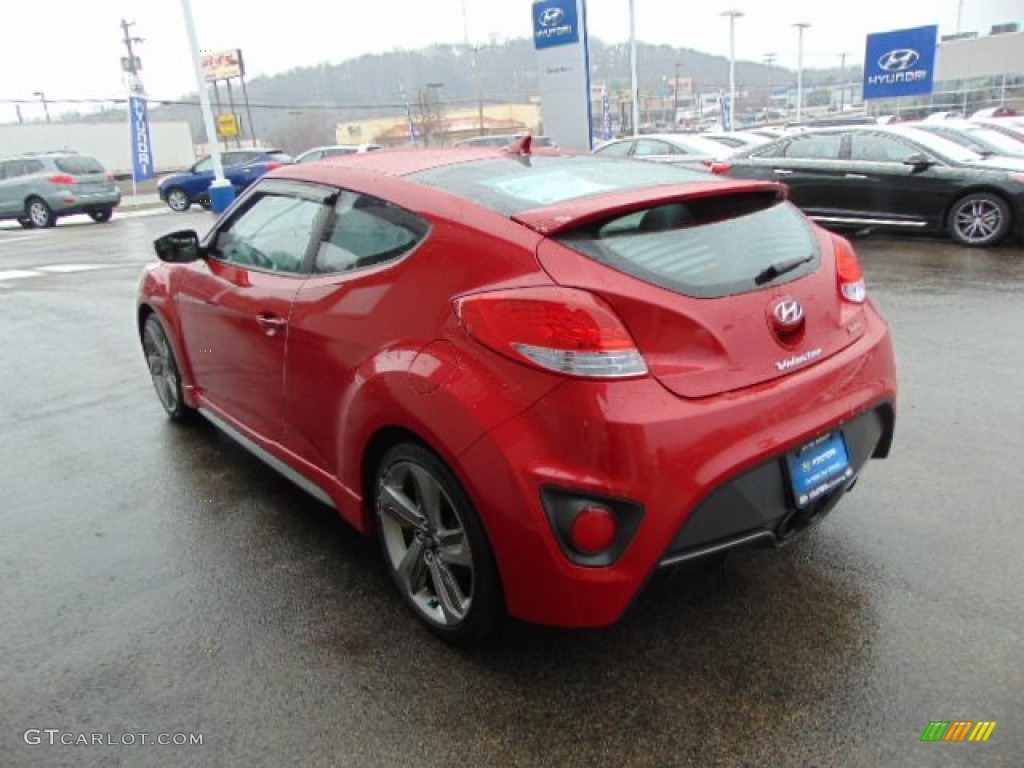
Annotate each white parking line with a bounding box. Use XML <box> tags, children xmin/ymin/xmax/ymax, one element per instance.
<box><xmin>35</xmin><ymin>264</ymin><xmax>107</xmax><ymax>273</ymax></box>
<box><xmin>0</xmin><ymin>269</ymin><xmax>39</xmax><ymax>281</ymax></box>
<box><xmin>0</xmin><ymin>235</ymin><xmax>42</xmax><ymax>245</ymax></box>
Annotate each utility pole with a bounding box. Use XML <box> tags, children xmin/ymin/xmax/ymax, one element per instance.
<box><xmin>120</xmin><ymin>18</ymin><xmax>143</xmax><ymax>77</ymax></box>
<box><xmin>672</xmin><ymin>60</ymin><xmax>680</xmax><ymax>128</ymax></box>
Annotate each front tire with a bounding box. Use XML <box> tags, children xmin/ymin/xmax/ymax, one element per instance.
<box><xmin>948</xmin><ymin>192</ymin><xmax>1011</xmax><ymax>246</ymax></box>
<box><xmin>26</xmin><ymin>197</ymin><xmax>55</xmax><ymax>228</ymax></box>
<box><xmin>88</xmin><ymin>207</ymin><xmax>113</xmax><ymax>223</ymax></box>
<box><xmin>374</xmin><ymin>443</ymin><xmax>503</xmax><ymax>644</ymax></box>
<box><xmin>166</xmin><ymin>188</ymin><xmax>191</xmax><ymax>212</ymax></box>
<box><xmin>141</xmin><ymin>313</ymin><xmax>193</xmax><ymax>422</ymax></box>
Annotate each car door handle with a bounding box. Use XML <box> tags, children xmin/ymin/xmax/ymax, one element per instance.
<box><xmin>844</xmin><ymin>173</ymin><xmax>869</xmax><ymax>179</ymax></box>
<box><xmin>772</xmin><ymin>169</ymin><xmax>793</xmax><ymax>175</ymax></box>
<box><xmin>256</xmin><ymin>313</ymin><xmax>287</xmax><ymax>335</ymax></box>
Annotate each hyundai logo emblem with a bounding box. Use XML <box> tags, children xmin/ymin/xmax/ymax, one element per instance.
<box><xmin>539</xmin><ymin>7</ymin><xmax>565</xmax><ymax>28</ymax></box>
<box><xmin>877</xmin><ymin>48</ymin><xmax>920</xmax><ymax>72</ymax></box>
<box><xmin>773</xmin><ymin>298</ymin><xmax>804</xmax><ymax>328</ymax></box>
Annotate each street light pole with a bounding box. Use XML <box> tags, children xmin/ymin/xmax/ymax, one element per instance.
<box><xmin>764</xmin><ymin>52</ymin><xmax>777</xmax><ymax>117</ymax></box>
<box><xmin>629</xmin><ymin>0</ymin><xmax>639</xmax><ymax>136</ymax></box>
<box><xmin>722</xmin><ymin>11</ymin><xmax>743</xmax><ymax>132</ymax></box>
<box><xmin>794</xmin><ymin>22</ymin><xmax>811</xmax><ymax>122</ymax></box>
<box><xmin>178</xmin><ymin>0</ymin><xmax>230</xmax><ymax>209</ymax></box>
<box><xmin>32</xmin><ymin>91</ymin><xmax>50</xmax><ymax>123</ymax></box>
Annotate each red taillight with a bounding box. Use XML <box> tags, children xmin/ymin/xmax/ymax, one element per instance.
<box><xmin>834</xmin><ymin>235</ymin><xmax>866</xmax><ymax>303</ymax></box>
<box><xmin>453</xmin><ymin>286</ymin><xmax>647</xmax><ymax>378</ymax></box>
<box><xmin>264</xmin><ymin>162</ymin><xmax>283</xmax><ymax>171</ymax></box>
<box><xmin>107</xmin><ymin>172</ymin><xmax>116</xmax><ymax>181</ymax></box>
<box><xmin>48</xmin><ymin>174</ymin><xmax>75</xmax><ymax>185</ymax></box>
<box><xmin>706</xmin><ymin>161</ymin><xmax>732</xmax><ymax>175</ymax></box>
<box><xmin>569</xmin><ymin>506</ymin><xmax>618</xmax><ymax>555</ymax></box>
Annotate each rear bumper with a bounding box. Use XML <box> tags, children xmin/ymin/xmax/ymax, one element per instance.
<box><xmin>456</xmin><ymin>309</ymin><xmax>897</xmax><ymax>628</ymax></box>
<box><xmin>46</xmin><ymin>188</ymin><xmax>121</xmax><ymax>214</ymax></box>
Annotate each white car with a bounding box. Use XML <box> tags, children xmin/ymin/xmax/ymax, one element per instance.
<box><xmin>592</xmin><ymin>133</ymin><xmax>731</xmax><ymax>170</ymax></box>
<box><xmin>294</xmin><ymin>144</ymin><xmax>383</xmax><ymax>163</ymax></box>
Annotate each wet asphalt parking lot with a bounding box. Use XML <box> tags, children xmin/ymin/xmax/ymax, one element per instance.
<box><xmin>1</xmin><ymin>209</ymin><xmax>1022</xmax><ymax>767</ymax></box>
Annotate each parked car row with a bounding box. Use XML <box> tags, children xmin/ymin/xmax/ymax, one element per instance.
<box><xmin>595</xmin><ymin>119</ymin><xmax>1024</xmax><ymax>248</ymax></box>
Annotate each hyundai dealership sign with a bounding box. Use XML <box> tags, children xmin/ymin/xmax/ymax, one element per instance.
<box><xmin>533</xmin><ymin>0</ymin><xmax>580</xmax><ymax>49</ymax></box>
<box><xmin>532</xmin><ymin>0</ymin><xmax>592</xmax><ymax>150</ymax></box>
<box><xmin>863</xmin><ymin>25</ymin><xmax>938</xmax><ymax>100</ymax></box>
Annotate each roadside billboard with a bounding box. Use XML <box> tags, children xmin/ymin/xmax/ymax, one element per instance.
<box><xmin>863</xmin><ymin>25</ymin><xmax>938</xmax><ymax>100</ymax></box>
<box><xmin>201</xmin><ymin>49</ymin><xmax>245</xmax><ymax>82</ymax></box>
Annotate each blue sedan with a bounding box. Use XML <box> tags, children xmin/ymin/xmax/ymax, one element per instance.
<box><xmin>157</xmin><ymin>148</ymin><xmax>292</xmax><ymax>211</ymax></box>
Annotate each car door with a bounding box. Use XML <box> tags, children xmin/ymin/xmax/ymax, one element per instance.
<box><xmin>282</xmin><ymin>189</ymin><xmax>430</xmax><ymax>476</ymax></box>
<box><xmin>0</xmin><ymin>159</ymin><xmax>27</xmax><ymax>216</ymax></box>
<box><xmin>762</xmin><ymin>132</ymin><xmax>851</xmax><ymax>218</ymax></box>
<box><xmin>845</xmin><ymin>132</ymin><xmax>953</xmax><ymax>228</ymax></box>
<box><xmin>175</xmin><ymin>181</ymin><xmax>332</xmax><ymax>441</ymax></box>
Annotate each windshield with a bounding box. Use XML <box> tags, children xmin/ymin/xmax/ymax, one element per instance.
<box><xmin>894</xmin><ymin>127</ymin><xmax>988</xmax><ymax>163</ymax></box>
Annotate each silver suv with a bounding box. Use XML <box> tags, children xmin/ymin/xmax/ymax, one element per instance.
<box><xmin>0</xmin><ymin>151</ymin><xmax>121</xmax><ymax>228</ymax></box>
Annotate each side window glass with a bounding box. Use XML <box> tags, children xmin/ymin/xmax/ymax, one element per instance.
<box><xmin>214</xmin><ymin>193</ymin><xmax>325</xmax><ymax>274</ymax></box>
<box><xmin>850</xmin><ymin>134</ymin><xmax>914</xmax><ymax>162</ymax></box>
<box><xmin>597</xmin><ymin>141</ymin><xmax>633</xmax><ymax>157</ymax></box>
<box><xmin>314</xmin><ymin>192</ymin><xmax>429</xmax><ymax>274</ymax></box>
<box><xmin>634</xmin><ymin>140</ymin><xmax>673</xmax><ymax>156</ymax></box>
<box><xmin>785</xmin><ymin>134</ymin><xmax>843</xmax><ymax>160</ymax></box>
<box><xmin>193</xmin><ymin>157</ymin><xmax>213</xmax><ymax>173</ymax></box>
<box><xmin>24</xmin><ymin>160</ymin><xmax>45</xmax><ymax>174</ymax></box>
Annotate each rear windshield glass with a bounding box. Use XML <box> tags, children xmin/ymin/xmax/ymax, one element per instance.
<box><xmin>410</xmin><ymin>155</ymin><xmax>711</xmax><ymax>216</ymax></box>
<box><xmin>54</xmin><ymin>156</ymin><xmax>106</xmax><ymax>174</ymax></box>
<box><xmin>555</xmin><ymin>195</ymin><xmax>819</xmax><ymax>299</ymax></box>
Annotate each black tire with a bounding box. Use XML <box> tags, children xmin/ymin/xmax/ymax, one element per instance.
<box><xmin>374</xmin><ymin>443</ymin><xmax>503</xmax><ymax>644</ymax></box>
<box><xmin>947</xmin><ymin>192</ymin><xmax>1011</xmax><ymax>247</ymax></box>
<box><xmin>16</xmin><ymin>217</ymin><xmax>33</xmax><ymax>229</ymax></box>
<box><xmin>26</xmin><ymin>197</ymin><xmax>55</xmax><ymax>228</ymax></box>
<box><xmin>140</xmin><ymin>313</ymin><xmax>194</xmax><ymax>422</ymax></box>
<box><xmin>166</xmin><ymin>187</ymin><xmax>191</xmax><ymax>212</ymax></box>
<box><xmin>88</xmin><ymin>207</ymin><xmax>113</xmax><ymax>223</ymax></box>
<box><xmin>199</xmin><ymin>200</ymin><xmax>212</xmax><ymax>211</ymax></box>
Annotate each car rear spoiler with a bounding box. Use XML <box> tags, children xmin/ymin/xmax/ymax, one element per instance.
<box><xmin>511</xmin><ymin>181</ymin><xmax>787</xmax><ymax>235</ymax></box>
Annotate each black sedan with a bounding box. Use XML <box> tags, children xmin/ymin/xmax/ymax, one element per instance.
<box><xmin>712</xmin><ymin>125</ymin><xmax>1024</xmax><ymax>246</ymax></box>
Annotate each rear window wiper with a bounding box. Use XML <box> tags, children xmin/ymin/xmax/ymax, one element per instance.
<box><xmin>754</xmin><ymin>255</ymin><xmax>812</xmax><ymax>285</ymax></box>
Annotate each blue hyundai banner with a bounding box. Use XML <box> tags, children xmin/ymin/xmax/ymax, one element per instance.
<box><xmin>863</xmin><ymin>25</ymin><xmax>938</xmax><ymax>100</ymax></box>
<box><xmin>129</xmin><ymin>96</ymin><xmax>155</xmax><ymax>182</ymax></box>
<box><xmin>533</xmin><ymin>0</ymin><xmax>579</xmax><ymax>50</ymax></box>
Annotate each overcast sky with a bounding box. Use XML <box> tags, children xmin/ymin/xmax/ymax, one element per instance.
<box><xmin>1</xmin><ymin>0</ymin><xmax>1015</xmax><ymax>119</ymax></box>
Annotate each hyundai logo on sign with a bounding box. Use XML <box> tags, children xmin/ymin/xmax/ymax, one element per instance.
<box><xmin>533</xmin><ymin>0</ymin><xmax>579</xmax><ymax>49</ymax></box>
<box><xmin>863</xmin><ymin>25</ymin><xmax>937</xmax><ymax>100</ymax></box>
<box><xmin>539</xmin><ymin>7</ymin><xmax>565</xmax><ymax>27</ymax></box>
<box><xmin>877</xmin><ymin>48</ymin><xmax>920</xmax><ymax>72</ymax></box>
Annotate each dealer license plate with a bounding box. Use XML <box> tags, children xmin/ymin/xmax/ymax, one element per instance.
<box><xmin>785</xmin><ymin>432</ymin><xmax>854</xmax><ymax>508</ymax></box>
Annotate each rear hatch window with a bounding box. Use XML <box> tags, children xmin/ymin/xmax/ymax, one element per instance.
<box><xmin>552</xmin><ymin>193</ymin><xmax>815</xmax><ymax>299</ymax></box>
<box><xmin>54</xmin><ymin>155</ymin><xmax>106</xmax><ymax>175</ymax></box>
<box><xmin>554</xmin><ymin>194</ymin><xmax>818</xmax><ymax>298</ymax></box>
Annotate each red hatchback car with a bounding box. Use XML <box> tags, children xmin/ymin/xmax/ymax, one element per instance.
<box><xmin>137</xmin><ymin>141</ymin><xmax>897</xmax><ymax>643</ymax></box>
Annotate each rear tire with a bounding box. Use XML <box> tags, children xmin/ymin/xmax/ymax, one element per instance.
<box><xmin>141</xmin><ymin>313</ymin><xmax>194</xmax><ymax>422</ymax></box>
<box><xmin>374</xmin><ymin>443</ymin><xmax>503</xmax><ymax>644</ymax></box>
<box><xmin>947</xmin><ymin>192</ymin><xmax>1010</xmax><ymax>246</ymax></box>
<box><xmin>26</xmin><ymin>197</ymin><xmax>55</xmax><ymax>228</ymax></box>
<box><xmin>88</xmin><ymin>207</ymin><xmax>113</xmax><ymax>223</ymax></box>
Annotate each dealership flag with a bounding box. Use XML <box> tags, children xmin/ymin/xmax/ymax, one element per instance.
<box><xmin>129</xmin><ymin>96</ymin><xmax>155</xmax><ymax>182</ymax></box>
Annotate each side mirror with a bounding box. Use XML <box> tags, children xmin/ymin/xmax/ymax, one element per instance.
<box><xmin>154</xmin><ymin>230</ymin><xmax>202</xmax><ymax>263</ymax></box>
<box><xmin>903</xmin><ymin>153</ymin><xmax>935</xmax><ymax>171</ymax></box>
